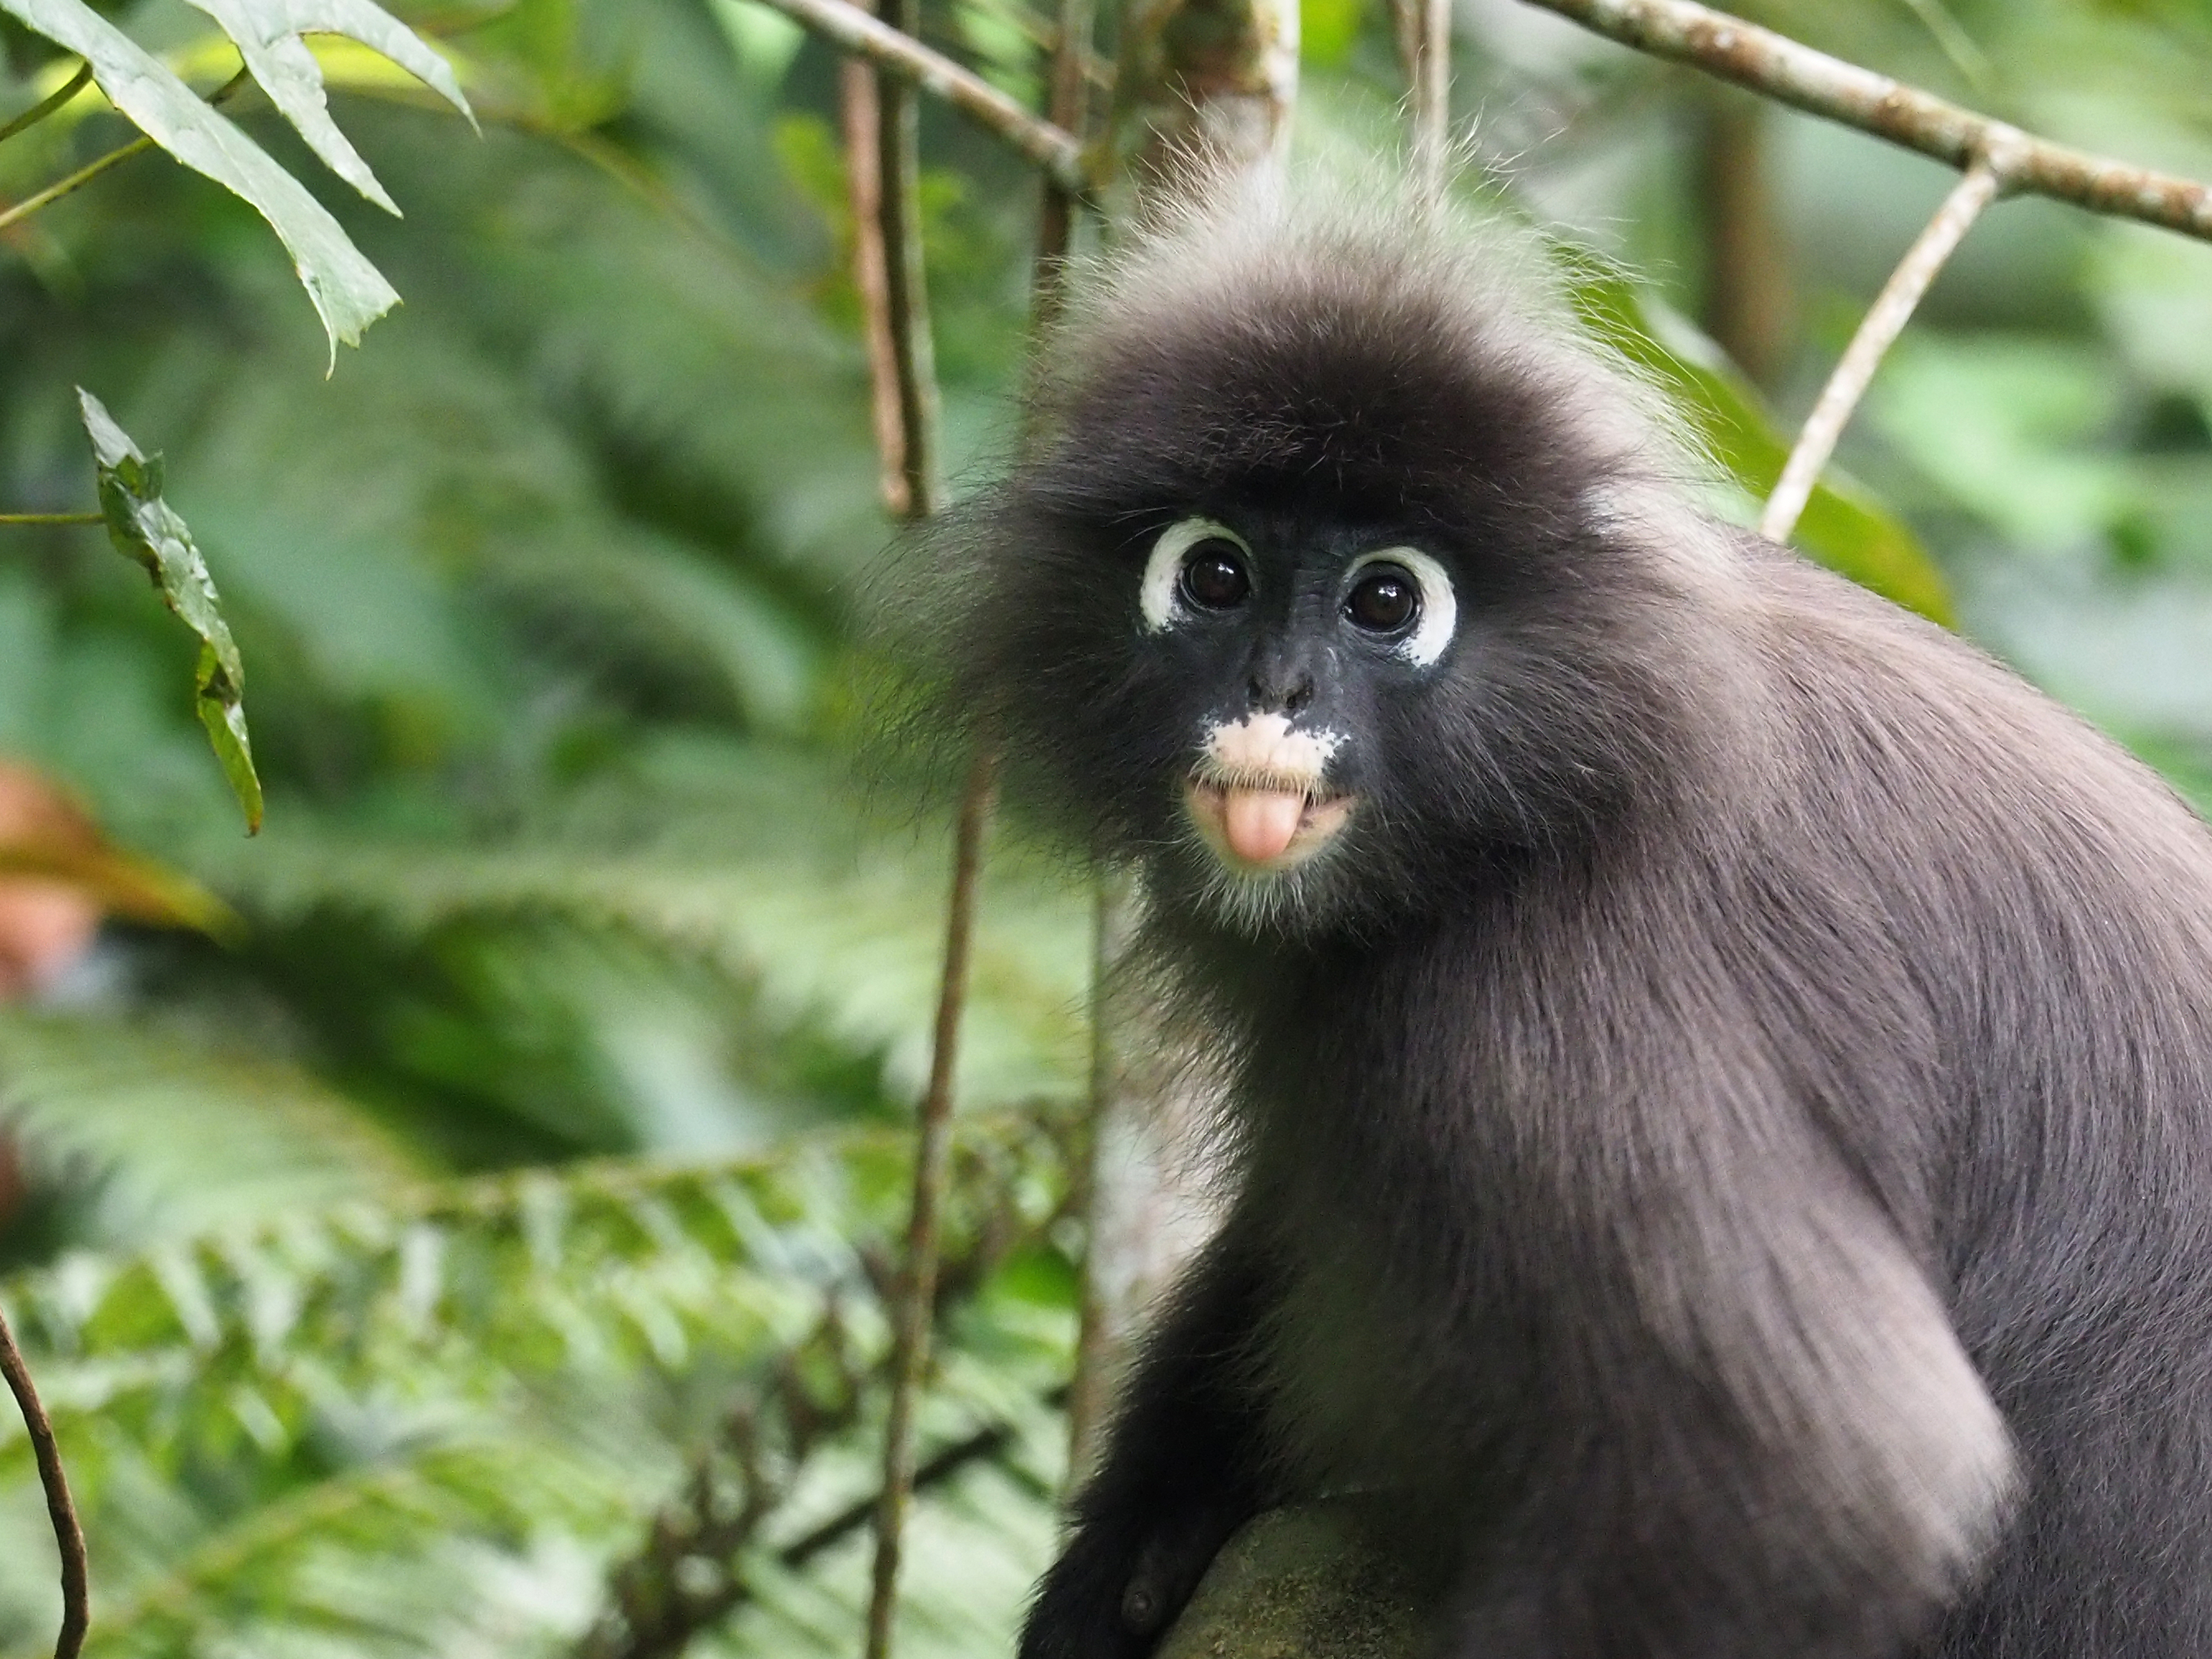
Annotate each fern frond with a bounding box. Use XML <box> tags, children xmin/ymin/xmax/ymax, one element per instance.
<box><xmin>0</xmin><ymin>1007</ymin><xmax>426</xmax><ymax>1239</ymax></box>
<box><xmin>0</xmin><ymin>1113</ymin><xmax>1071</xmax><ymax>1657</ymax></box>
<box><xmin>191</xmin><ymin>742</ymin><xmax>1092</xmax><ymax>1116</ymax></box>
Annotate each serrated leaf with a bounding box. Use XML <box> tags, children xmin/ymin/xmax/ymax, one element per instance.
<box><xmin>0</xmin><ymin>0</ymin><xmax>398</xmax><ymax>353</ymax></box>
<box><xmin>79</xmin><ymin>390</ymin><xmax>263</xmax><ymax>834</ymax></box>
<box><xmin>178</xmin><ymin>0</ymin><xmax>474</xmax><ymax>215</ymax></box>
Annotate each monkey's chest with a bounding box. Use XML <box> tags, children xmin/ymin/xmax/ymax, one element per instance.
<box><xmin>1257</xmin><ymin>1222</ymin><xmax>1532</xmax><ymax>1503</ymax></box>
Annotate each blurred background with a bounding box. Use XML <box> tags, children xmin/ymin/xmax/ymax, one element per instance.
<box><xmin>0</xmin><ymin>0</ymin><xmax>2208</xmax><ymax>1651</ymax></box>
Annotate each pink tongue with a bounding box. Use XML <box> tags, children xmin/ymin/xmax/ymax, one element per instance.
<box><xmin>1222</xmin><ymin>788</ymin><xmax>1305</xmax><ymax>863</ymax></box>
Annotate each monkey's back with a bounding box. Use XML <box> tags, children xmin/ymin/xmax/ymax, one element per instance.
<box><xmin>1743</xmin><ymin>547</ymin><xmax>2212</xmax><ymax>1658</ymax></box>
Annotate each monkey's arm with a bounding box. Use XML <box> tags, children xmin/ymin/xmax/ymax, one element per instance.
<box><xmin>1021</xmin><ymin>1228</ymin><xmax>1277</xmax><ymax>1659</ymax></box>
<box><xmin>1447</xmin><ymin>1125</ymin><xmax>2018</xmax><ymax>1658</ymax></box>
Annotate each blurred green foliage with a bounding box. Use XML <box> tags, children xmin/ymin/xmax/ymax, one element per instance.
<box><xmin>0</xmin><ymin>0</ymin><xmax>2208</xmax><ymax>1648</ymax></box>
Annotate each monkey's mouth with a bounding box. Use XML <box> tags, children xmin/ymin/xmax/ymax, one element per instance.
<box><xmin>1183</xmin><ymin>776</ymin><xmax>1357</xmax><ymax>873</ymax></box>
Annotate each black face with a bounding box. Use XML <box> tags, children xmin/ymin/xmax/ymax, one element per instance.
<box><xmin>926</xmin><ymin>263</ymin><xmax>1689</xmax><ymax>941</ymax></box>
<box><xmin>1110</xmin><ymin>508</ymin><xmax>1463</xmax><ymax>928</ymax></box>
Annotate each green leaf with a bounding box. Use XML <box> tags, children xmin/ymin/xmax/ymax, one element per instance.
<box><xmin>0</xmin><ymin>0</ymin><xmax>400</xmax><ymax>353</ymax></box>
<box><xmin>1575</xmin><ymin>278</ymin><xmax>1956</xmax><ymax>627</ymax></box>
<box><xmin>1300</xmin><ymin>0</ymin><xmax>1365</xmax><ymax>68</ymax></box>
<box><xmin>79</xmin><ymin>390</ymin><xmax>264</xmax><ymax>834</ymax></box>
<box><xmin>0</xmin><ymin>1007</ymin><xmax>424</xmax><ymax>1237</ymax></box>
<box><xmin>0</xmin><ymin>1107</ymin><xmax>1071</xmax><ymax>1658</ymax></box>
<box><xmin>189</xmin><ymin>741</ymin><xmax>1094</xmax><ymax>1113</ymax></box>
<box><xmin>178</xmin><ymin>0</ymin><xmax>475</xmax><ymax>215</ymax></box>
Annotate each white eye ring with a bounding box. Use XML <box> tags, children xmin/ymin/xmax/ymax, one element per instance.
<box><xmin>1347</xmin><ymin>547</ymin><xmax>1456</xmax><ymax>666</ymax></box>
<box><xmin>1141</xmin><ymin>518</ymin><xmax>1249</xmax><ymax>633</ymax></box>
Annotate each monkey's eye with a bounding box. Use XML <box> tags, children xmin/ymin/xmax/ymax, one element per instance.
<box><xmin>1347</xmin><ymin>564</ymin><xmax>1418</xmax><ymax>632</ymax></box>
<box><xmin>1141</xmin><ymin>517</ymin><xmax>1252</xmax><ymax>632</ymax></box>
<box><xmin>1179</xmin><ymin>543</ymin><xmax>1251</xmax><ymax>610</ymax></box>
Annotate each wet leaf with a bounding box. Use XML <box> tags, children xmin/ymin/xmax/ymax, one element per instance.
<box><xmin>179</xmin><ymin>0</ymin><xmax>475</xmax><ymax>215</ymax></box>
<box><xmin>0</xmin><ymin>0</ymin><xmax>400</xmax><ymax>355</ymax></box>
<box><xmin>78</xmin><ymin>390</ymin><xmax>264</xmax><ymax>835</ymax></box>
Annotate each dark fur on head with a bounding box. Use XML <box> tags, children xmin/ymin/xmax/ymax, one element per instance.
<box><xmin>900</xmin><ymin>181</ymin><xmax>1754</xmax><ymax>937</ymax></box>
<box><xmin>899</xmin><ymin>176</ymin><xmax>2212</xmax><ymax>1659</ymax></box>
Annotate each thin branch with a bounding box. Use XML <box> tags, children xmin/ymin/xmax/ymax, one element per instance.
<box><xmin>0</xmin><ymin>512</ymin><xmax>100</xmax><ymax>526</ymax></box>
<box><xmin>841</xmin><ymin>60</ymin><xmax>912</xmax><ymax>516</ymax></box>
<box><xmin>1521</xmin><ymin>0</ymin><xmax>2212</xmax><ymax>243</ymax></box>
<box><xmin>863</xmin><ymin>751</ymin><xmax>996</xmax><ymax>1659</ymax></box>
<box><xmin>852</xmin><ymin>0</ymin><xmax>966</xmax><ymax>1629</ymax></box>
<box><xmin>0</xmin><ymin>68</ymin><xmax>250</xmax><ymax>236</ymax></box>
<box><xmin>1031</xmin><ymin>0</ymin><xmax>1096</xmax><ymax>337</ymax></box>
<box><xmin>0</xmin><ymin>1306</ymin><xmax>88</xmax><ymax>1659</ymax></box>
<box><xmin>0</xmin><ymin>64</ymin><xmax>93</xmax><ymax>147</ymax></box>
<box><xmin>778</xmin><ymin>1384</ymin><xmax>1067</xmax><ymax>1568</ymax></box>
<box><xmin>0</xmin><ymin>134</ymin><xmax>152</xmax><ymax>234</ymax></box>
<box><xmin>873</xmin><ymin>0</ymin><xmax>940</xmax><ymax>523</ymax></box>
<box><xmin>1759</xmin><ymin>151</ymin><xmax>2002</xmax><ymax>543</ymax></box>
<box><xmin>1394</xmin><ymin>0</ymin><xmax>1450</xmax><ymax>199</ymax></box>
<box><xmin>747</xmin><ymin>0</ymin><xmax>1089</xmax><ymax>196</ymax></box>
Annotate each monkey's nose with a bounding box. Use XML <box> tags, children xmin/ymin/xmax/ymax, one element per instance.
<box><xmin>1246</xmin><ymin>671</ymin><xmax>1315</xmax><ymax>715</ymax></box>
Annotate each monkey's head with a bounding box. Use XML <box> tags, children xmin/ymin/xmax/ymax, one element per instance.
<box><xmin>905</xmin><ymin>183</ymin><xmax>1747</xmax><ymax>939</ymax></box>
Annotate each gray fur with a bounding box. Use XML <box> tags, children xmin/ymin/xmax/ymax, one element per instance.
<box><xmin>892</xmin><ymin>178</ymin><xmax>2212</xmax><ymax>1658</ymax></box>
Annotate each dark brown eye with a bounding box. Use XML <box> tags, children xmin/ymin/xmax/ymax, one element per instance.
<box><xmin>1179</xmin><ymin>543</ymin><xmax>1250</xmax><ymax>610</ymax></box>
<box><xmin>1347</xmin><ymin>565</ymin><xmax>1417</xmax><ymax>632</ymax></box>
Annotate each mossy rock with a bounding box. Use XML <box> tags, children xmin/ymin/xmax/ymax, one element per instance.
<box><xmin>1157</xmin><ymin>1499</ymin><xmax>1428</xmax><ymax>1659</ymax></box>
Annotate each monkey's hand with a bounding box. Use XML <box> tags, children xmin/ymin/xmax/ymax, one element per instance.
<box><xmin>1019</xmin><ymin>1498</ymin><xmax>1248</xmax><ymax>1659</ymax></box>
<box><xmin>1022</xmin><ymin>1228</ymin><xmax>1275</xmax><ymax>1659</ymax></box>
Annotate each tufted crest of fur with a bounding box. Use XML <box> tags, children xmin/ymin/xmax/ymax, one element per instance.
<box><xmin>888</xmin><ymin>176</ymin><xmax>2212</xmax><ymax>1659</ymax></box>
<box><xmin>895</xmin><ymin>178</ymin><xmax>1766</xmax><ymax>937</ymax></box>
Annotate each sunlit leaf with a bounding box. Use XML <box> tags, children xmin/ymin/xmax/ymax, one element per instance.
<box><xmin>79</xmin><ymin>390</ymin><xmax>263</xmax><ymax>835</ymax></box>
<box><xmin>1300</xmin><ymin>0</ymin><xmax>1365</xmax><ymax>68</ymax></box>
<box><xmin>0</xmin><ymin>0</ymin><xmax>398</xmax><ymax>352</ymax></box>
<box><xmin>1576</xmin><ymin>278</ymin><xmax>1956</xmax><ymax>627</ymax></box>
<box><xmin>178</xmin><ymin>0</ymin><xmax>474</xmax><ymax>214</ymax></box>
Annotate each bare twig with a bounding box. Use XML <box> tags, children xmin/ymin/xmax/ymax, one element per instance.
<box><xmin>0</xmin><ymin>134</ymin><xmax>152</xmax><ymax>234</ymax></box>
<box><xmin>747</xmin><ymin>0</ymin><xmax>1089</xmax><ymax>195</ymax></box>
<box><xmin>871</xmin><ymin>0</ymin><xmax>940</xmax><ymax>524</ymax></box>
<box><xmin>863</xmin><ymin>753</ymin><xmax>995</xmax><ymax>1659</ymax></box>
<box><xmin>0</xmin><ymin>1306</ymin><xmax>88</xmax><ymax>1659</ymax></box>
<box><xmin>1521</xmin><ymin>0</ymin><xmax>2212</xmax><ymax>243</ymax></box>
<box><xmin>0</xmin><ymin>512</ymin><xmax>100</xmax><ymax>527</ymax></box>
<box><xmin>841</xmin><ymin>61</ymin><xmax>912</xmax><ymax>516</ymax></box>
<box><xmin>847</xmin><ymin>6</ymin><xmax>965</xmax><ymax>1640</ymax></box>
<box><xmin>780</xmin><ymin>1382</ymin><xmax>1068</xmax><ymax>1568</ymax></box>
<box><xmin>1759</xmin><ymin>150</ymin><xmax>2005</xmax><ymax>543</ymax></box>
<box><xmin>0</xmin><ymin>67</ymin><xmax>250</xmax><ymax>235</ymax></box>
<box><xmin>0</xmin><ymin>64</ymin><xmax>93</xmax><ymax>147</ymax></box>
<box><xmin>1031</xmin><ymin>0</ymin><xmax>1096</xmax><ymax>339</ymax></box>
<box><xmin>1393</xmin><ymin>0</ymin><xmax>1450</xmax><ymax>199</ymax></box>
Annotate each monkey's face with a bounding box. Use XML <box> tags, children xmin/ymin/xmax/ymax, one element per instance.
<box><xmin>956</xmin><ymin>467</ymin><xmax>1595</xmax><ymax>940</ymax></box>
<box><xmin>1125</xmin><ymin>507</ymin><xmax>1459</xmax><ymax>927</ymax></box>
<box><xmin>926</xmin><ymin>234</ymin><xmax>1704</xmax><ymax>942</ymax></box>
